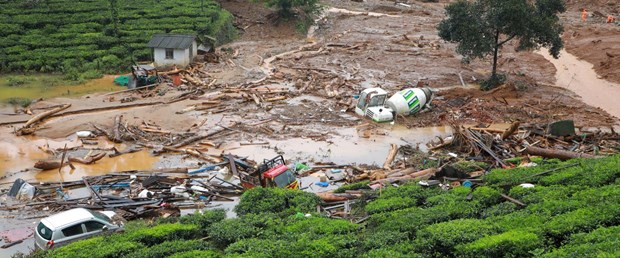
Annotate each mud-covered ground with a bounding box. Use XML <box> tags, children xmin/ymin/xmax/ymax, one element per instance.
<box><xmin>2</xmin><ymin>1</ymin><xmax>620</xmax><ymax>255</ymax></box>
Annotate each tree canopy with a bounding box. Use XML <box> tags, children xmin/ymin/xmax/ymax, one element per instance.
<box><xmin>438</xmin><ymin>0</ymin><xmax>566</xmax><ymax>90</ymax></box>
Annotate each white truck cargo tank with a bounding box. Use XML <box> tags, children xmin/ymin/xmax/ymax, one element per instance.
<box><xmin>385</xmin><ymin>87</ymin><xmax>432</xmax><ymax>115</ymax></box>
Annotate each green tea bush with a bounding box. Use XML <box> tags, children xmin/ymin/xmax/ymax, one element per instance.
<box><xmin>180</xmin><ymin>209</ymin><xmax>226</xmax><ymax>235</ymax></box>
<box><xmin>543</xmin><ymin>225</ymin><xmax>620</xmax><ymax>257</ymax></box>
<box><xmin>540</xmin><ymin>156</ymin><xmax>620</xmax><ymax>187</ymax></box>
<box><xmin>484</xmin><ymin>159</ymin><xmax>568</xmax><ymax>185</ymax></box>
<box><xmin>125</xmin><ymin>239</ymin><xmax>212</xmax><ymax>258</ymax></box>
<box><xmin>544</xmin><ymin>204</ymin><xmax>620</xmax><ymax>243</ymax></box>
<box><xmin>471</xmin><ymin>186</ymin><xmax>502</xmax><ymax>207</ymax></box>
<box><xmin>234</xmin><ymin>187</ymin><xmax>319</xmax><ymax>216</ymax></box>
<box><xmin>365</xmin><ymin>184</ymin><xmax>443</xmax><ymax>214</ymax></box>
<box><xmin>456</xmin><ymin>230</ymin><xmax>543</xmax><ymax>257</ymax></box>
<box><xmin>46</xmin><ymin>235</ymin><xmax>144</xmax><ymax>258</ymax></box>
<box><xmin>362</xmin><ymin>230</ymin><xmax>409</xmax><ymax>250</ymax></box>
<box><xmin>169</xmin><ymin>250</ymin><xmax>222</xmax><ymax>258</ymax></box>
<box><xmin>413</xmin><ymin>219</ymin><xmax>500</xmax><ymax>256</ymax></box>
<box><xmin>123</xmin><ymin>223</ymin><xmax>200</xmax><ymax>246</ymax></box>
<box><xmin>207</xmin><ymin>213</ymin><xmax>279</xmax><ymax>248</ymax></box>
<box><xmin>282</xmin><ymin>216</ymin><xmax>359</xmax><ymax>235</ymax></box>
<box><xmin>480</xmin><ymin>202</ymin><xmax>518</xmax><ymax>218</ymax></box>
<box><xmin>487</xmin><ymin>210</ymin><xmax>549</xmax><ymax>234</ymax></box>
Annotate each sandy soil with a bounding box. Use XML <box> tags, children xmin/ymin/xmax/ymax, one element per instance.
<box><xmin>562</xmin><ymin>2</ymin><xmax>620</xmax><ymax>83</ymax></box>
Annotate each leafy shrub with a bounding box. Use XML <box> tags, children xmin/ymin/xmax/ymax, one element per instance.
<box><xmin>5</xmin><ymin>76</ymin><xmax>30</xmax><ymax>86</ymax></box>
<box><xmin>456</xmin><ymin>230</ymin><xmax>543</xmax><ymax>257</ymax></box>
<box><xmin>540</xmin><ymin>156</ymin><xmax>620</xmax><ymax>187</ymax></box>
<box><xmin>123</xmin><ymin>223</ymin><xmax>200</xmax><ymax>246</ymax></box>
<box><xmin>544</xmin><ymin>204</ymin><xmax>620</xmax><ymax>243</ymax></box>
<box><xmin>234</xmin><ymin>187</ymin><xmax>319</xmax><ymax>216</ymax></box>
<box><xmin>488</xmin><ymin>210</ymin><xmax>549</xmax><ymax>234</ymax></box>
<box><xmin>225</xmin><ymin>234</ymin><xmax>360</xmax><ymax>258</ymax></box>
<box><xmin>125</xmin><ymin>239</ymin><xmax>212</xmax><ymax>258</ymax></box>
<box><xmin>362</xmin><ymin>230</ymin><xmax>409</xmax><ymax>251</ymax></box>
<box><xmin>484</xmin><ymin>159</ymin><xmax>567</xmax><ymax>185</ymax></box>
<box><xmin>365</xmin><ymin>184</ymin><xmax>443</xmax><ymax>214</ymax></box>
<box><xmin>480</xmin><ymin>202</ymin><xmax>518</xmax><ymax>218</ymax></box>
<box><xmin>179</xmin><ymin>209</ymin><xmax>226</xmax><ymax>235</ymax></box>
<box><xmin>169</xmin><ymin>250</ymin><xmax>222</xmax><ymax>258</ymax></box>
<box><xmin>5</xmin><ymin>97</ymin><xmax>32</xmax><ymax>107</ymax></box>
<box><xmin>46</xmin><ymin>235</ymin><xmax>144</xmax><ymax>258</ymax></box>
<box><xmin>334</xmin><ymin>180</ymin><xmax>371</xmax><ymax>193</ymax></box>
<box><xmin>543</xmin><ymin>225</ymin><xmax>620</xmax><ymax>257</ymax></box>
<box><xmin>413</xmin><ymin>219</ymin><xmax>500</xmax><ymax>256</ymax></box>
<box><xmin>207</xmin><ymin>213</ymin><xmax>279</xmax><ymax>248</ymax></box>
<box><xmin>471</xmin><ymin>186</ymin><xmax>502</xmax><ymax>207</ymax></box>
<box><xmin>282</xmin><ymin>216</ymin><xmax>359</xmax><ymax>235</ymax></box>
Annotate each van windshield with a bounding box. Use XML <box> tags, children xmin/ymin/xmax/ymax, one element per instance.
<box><xmin>37</xmin><ymin>222</ymin><xmax>53</xmax><ymax>240</ymax></box>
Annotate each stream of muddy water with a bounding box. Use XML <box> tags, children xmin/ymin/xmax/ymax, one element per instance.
<box><xmin>539</xmin><ymin>49</ymin><xmax>620</xmax><ymax>119</ymax></box>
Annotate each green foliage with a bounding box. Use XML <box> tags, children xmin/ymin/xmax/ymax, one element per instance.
<box><xmin>471</xmin><ymin>186</ymin><xmax>502</xmax><ymax>207</ymax></box>
<box><xmin>46</xmin><ymin>235</ymin><xmax>145</xmax><ymax>258</ymax></box>
<box><xmin>234</xmin><ymin>187</ymin><xmax>320</xmax><ymax>216</ymax></box>
<box><xmin>5</xmin><ymin>76</ymin><xmax>30</xmax><ymax>86</ymax></box>
<box><xmin>169</xmin><ymin>250</ymin><xmax>222</xmax><ymax>258</ymax></box>
<box><xmin>456</xmin><ymin>230</ymin><xmax>543</xmax><ymax>257</ymax></box>
<box><xmin>282</xmin><ymin>216</ymin><xmax>359</xmax><ymax>235</ymax></box>
<box><xmin>365</xmin><ymin>184</ymin><xmax>443</xmax><ymax>214</ymax></box>
<box><xmin>480</xmin><ymin>73</ymin><xmax>506</xmax><ymax>91</ymax></box>
<box><xmin>259</xmin><ymin>0</ymin><xmax>320</xmax><ymax>18</ymax></box>
<box><xmin>180</xmin><ymin>209</ymin><xmax>227</xmax><ymax>235</ymax></box>
<box><xmin>413</xmin><ymin>219</ymin><xmax>500</xmax><ymax>256</ymax></box>
<box><xmin>543</xmin><ymin>225</ymin><xmax>620</xmax><ymax>257</ymax></box>
<box><xmin>544</xmin><ymin>204</ymin><xmax>620</xmax><ymax>242</ymax></box>
<box><xmin>484</xmin><ymin>159</ymin><xmax>575</xmax><ymax>185</ymax></box>
<box><xmin>5</xmin><ymin>97</ymin><xmax>32</xmax><ymax>107</ymax></box>
<box><xmin>438</xmin><ymin>0</ymin><xmax>565</xmax><ymax>89</ymax></box>
<box><xmin>207</xmin><ymin>213</ymin><xmax>279</xmax><ymax>248</ymax></box>
<box><xmin>480</xmin><ymin>202</ymin><xmax>518</xmax><ymax>218</ymax></box>
<box><xmin>334</xmin><ymin>180</ymin><xmax>371</xmax><ymax>193</ymax></box>
<box><xmin>123</xmin><ymin>223</ymin><xmax>201</xmax><ymax>246</ymax></box>
<box><xmin>125</xmin><ymin>240</ymin><xmax>212</xmax><ymax>258</ymax></box>
<box><xmin>0</xmin><ymin>0</ymin><xmax>235</xmax><ymax>75</ymax></box>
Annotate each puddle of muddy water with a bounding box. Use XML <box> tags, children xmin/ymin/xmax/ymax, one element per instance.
<box><xmin>539</xmin><ymin>49</ymin><xmax>620</xmax><ymax>119</ymax></box>
<box><xmin>0</xmin><ymin>76</ymin><xmax>120</xmax><ymax>105</ymax></box>
<box><xmin>226</xmin><ymin>125</ymin><xmax>453</xmax><ymax>166</ymax></box>
<box><xmin>0</xmin><ymin>131</ymin><xmax>161</xmax><ymax>183</ymax></box>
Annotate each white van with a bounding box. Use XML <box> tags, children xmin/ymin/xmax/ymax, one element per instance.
<box><xmin>34</xmin><ymin>208</ymin><xmax>123</xmax><ymax>250</ymax></box>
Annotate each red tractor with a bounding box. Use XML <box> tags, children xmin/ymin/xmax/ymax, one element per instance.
<box><xmin>238</xmin><ymin>155</ymin><xmax>299</xmax><ymax>190</ymax></box>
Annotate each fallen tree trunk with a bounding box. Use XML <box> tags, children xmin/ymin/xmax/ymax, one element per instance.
<box><xmin>35</xmin><ymin>160</ymin><xmax>72</xmax><ymax>170</ymax></box>
<box><xmin>524</xmin><ymin>146</ymin><xmax>599</xmax><ymax>160</ymax></box>
<box><xmin>0</xmin><ymin>102</ymin><xmax>164</xmax><ymax>127</ymax></box>
<box><xmin>16</xmin><ymin>104</ymin><xmax>71</xmax><ymax>135</ymax></box>
<box><xmin>68</xmin><ymin>153</ymin><xmax>106</xmax><ymax>164</ymax></box>
<box><xmin>383</xmin><ymin>144</ymin><xmax>398</xmax><ymax>170</ymax></box>
<box><xmin>111</xmin><ymin>115</ymin><xmax>123</xmax><ymax>143</ymax></box>
<box><xmin>372</xmin><ymin>168</ymin><xmax>438</xmax><ymax>184</ymax></box>
<box><xmin>316</xmin><ymin>192</ymin><xmax>362</xmax><ymax>202</ymax></box>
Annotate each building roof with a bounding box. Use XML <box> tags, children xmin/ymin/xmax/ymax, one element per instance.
<box><xmin>147</xmin><ymin>34</ymin><xmax>196</xmax><ymax>49</ymax></box>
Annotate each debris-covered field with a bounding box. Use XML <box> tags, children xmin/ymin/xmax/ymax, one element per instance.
<box><xmin>1</xmin><ymin>0</ymin><xmax>620</xmax><ymax>256</ymax></box>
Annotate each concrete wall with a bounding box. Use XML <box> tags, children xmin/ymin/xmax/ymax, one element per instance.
<box><xmin>153</xmin><ymin>47</ymin><xmax>191</xmax><ymax>68</ymax></box>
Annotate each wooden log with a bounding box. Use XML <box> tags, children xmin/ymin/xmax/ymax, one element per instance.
<box><xmin>383</xmin><ymin>144</ymin><xmax>398</xmax><ymax>170</ymax></box>
<box><xmin>68</xmin><ymin>152</ymin><xmax>106</xmax><ymax>164</ymax></box>
<box><xmin>524</xmin><ymin>146</ymin><xmax>598</xmax><ymax>160</ymax></box>
<box><xmin>316</xmin><ymin>192</ymin><xmax>362</xmax><ymax>202</ymax></box>
<box><xmin>34</xmin><ymin>160</ymin><xmax>63</xmax><ymax>170</ymax></box>
<box><xmin>265</xmin><ymin>96</ymin><xmax>287</xmax><ymax>102</ymax></box>
<box><xmin>111</xmin><ymin>115</ymin><xmax>123</xmax><ymax>143</ymax></box>
<box><xmin>501</xmin><ymin>122</ymin><xmax>520</xmax><ymax>140</ymax></box>
<box><xmin>16</xmin><ymin>104</ymin><xmax>71</xmax><ymax>135</ymax></box>
<box><xmin>23</xmin><ymin>104</ymin><xmax>71</xmax><ymax>128</ymax></box>
<box><xmin>469</xmin><ymin>127</ymin><xmax>505</xmax><ymax>134</ymax></box>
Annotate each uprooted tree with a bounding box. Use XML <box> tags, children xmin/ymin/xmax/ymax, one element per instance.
<box><xmin>438</xmin><ymin>0</ymin><xmax>566</xmax><ymax>90</ymax></box>
<box><xmin>258</xmin><ymin>0</ymin><xmax>322</xmax><ymax>32</ymax></box>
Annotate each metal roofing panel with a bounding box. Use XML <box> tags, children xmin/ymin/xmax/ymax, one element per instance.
<box><xmin>147</xmin><ymin>34</ymin><xmax>195</xmax><ymax>49</ymax></box>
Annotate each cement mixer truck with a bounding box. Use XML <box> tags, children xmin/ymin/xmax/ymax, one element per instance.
<box><xmin>354</xmin><ymin>87</ymin><xmax>433</xmax><ymax>122</ymax></box>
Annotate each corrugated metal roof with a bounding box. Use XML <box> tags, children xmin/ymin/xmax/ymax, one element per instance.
<box><xmin>147</xmin><ymin>34</ymin><xmax>195</xmax><ymax>49</ymax></box>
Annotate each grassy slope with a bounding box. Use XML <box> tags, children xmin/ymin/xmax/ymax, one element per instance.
<box><xmin>37</xmin><ymin>155</ymin><xmax>620</xmax><ymax>257</ymax></box>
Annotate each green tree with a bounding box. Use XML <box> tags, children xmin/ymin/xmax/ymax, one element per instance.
<box><xmin>438</xmin><ymin>0</ymin><xmax>565</xmax><ymax>90</ymax></box>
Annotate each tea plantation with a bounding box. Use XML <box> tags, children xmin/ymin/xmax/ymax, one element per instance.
<box><xmin>0</xmin><ymin>0</ymin><xmax>234</xmax><ymax>78</ymax></box>
<box><xmin>36</xmin><ymin>155</ymin><xmax>620</xmax><ymax>257</ymax></box>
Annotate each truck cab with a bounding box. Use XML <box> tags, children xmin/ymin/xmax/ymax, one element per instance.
<box><xmin>355</xmin><ymin>88</ymin><xmax>394</xmax><ymax>122</ymax></box>
<box><xmin>239</xmin><ymin>155</ymin><xmax>299</xmax><ymax>190</ymax></box>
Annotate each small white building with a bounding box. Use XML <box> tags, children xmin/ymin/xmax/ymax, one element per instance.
<box><xmin>147</xmin><ymin>34</ymin><xmax>197</xmax><ymax>68</ymax></box>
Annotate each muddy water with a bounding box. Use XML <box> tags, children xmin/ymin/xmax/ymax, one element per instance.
<box><xmin>0</xmin><ymin>76</ymin><xmax>119</xmax><ymax>104</ymax></box>
<box><xmin>0</xmin><ymin>130</ymin><xmax>160</xmax><ymax>183</ymax></box>
<box><xmin>539</xmin><ymin>49</ymin><xmax>620</xmax><ymax>119</ymax></box>
<box><xmin>226</xmin><ymin>126</ymin><xmax>453</xmax><ymax>166</ymax></box>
